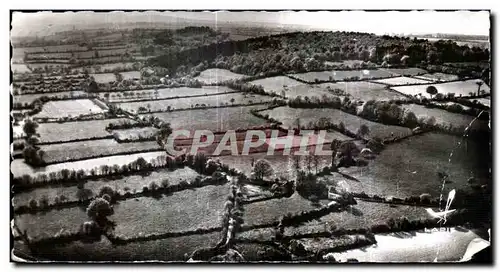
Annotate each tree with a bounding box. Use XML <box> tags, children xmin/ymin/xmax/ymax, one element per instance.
<box><xmin>23</xmin><ymin>119</ymin><xmax>38</xmax><ymax>137</ymax></box>
<box><xmin>252</xmin><ymin>159</ymin><xmax>274</xmax><ymax>181</ymax></box>
<box><xmin>357</xmin><ymin>124</ymin><xmax>370</xmax><ymax>139</ymax></box>
<box><xmin>294</xmin><ymin>118</ymin><xmax>301</xmax><ymax>130</ymax></box>
<box><xmin>403</xmin><ymin>111</ymin><xmax>419</xmax><ymax>128</ymax></box>
<box><xmin>230</xmin><ymin>98</ymin><xmax>235</xmax><ymax>105</ymax></box>
<box><xmin>98</xmin><ymin>185</ymin><xmax>115</xmax><ymax>199</ymax></box>
<box><xmin>86</xmin><ymin>197</ymin><xmax>113</xmax><ymax>220</ymax></box>
<box><xmin>426</xmin><ymin>86</ymin><xmax>438</xmax><ymax>99</ymax></box>
<box><xmin>476</xmin><ymin>81</ymin><xmax>484</xmax><ymax>96</ymax></box>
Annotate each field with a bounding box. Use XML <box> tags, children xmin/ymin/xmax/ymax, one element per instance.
<box><xmin>372</xmin><ymin>76</ymin><xmax>432</xmax><ymax>86</ymax></box>
<box><xmin>13</xmin><ymin>167</ymin><xmax>202</xmax><ymax>209</ymax></box>
<box><xmin>261</xmin><ymin>106</ymin><xmax>412</xmax><ymax>139</ymax></box>
<box><xmin>401</xmin><ymin>104</ymin><xmax>489</xmax><ymax>131</ymax></box>
<box><xmin>11</xmin><ymin>21</ymin><xmax>491</xmax><ymax>263</ymax></box>
<box><xmin>73</xmin><ymin>62</ymin><xmax>136</xmax><ymax>73</ymax></box>
<box><xmin>414</xmin><ymin>73</ymin><xmax>460</xmax><ymax>82</ymax></box>
<box><xmin>242</xmin><ymin>192</ymin><xmax>322</xmax><ymax>227</ymax></box>
<box><xmin>31</xmin><ymin>233</ymin><xmax>221</xmax><ymax>261</ymax></box>
<box><xmin>11</xmin><ymin>64</ymin><xmax>31</xmax><ymax>73</ymax></box>
<box><xmin>10</xmin><ymin>151</ymin><xmax>168</xmax><ymax>178</ymax></box>
<box><xmin>146</xmin><ymin>105</ymin><xmax>271</xmax><ymax>133</ymax></box>
<box><xmin>34</xmin><ymin>99</ymin><xmax>106</xmax><ymax>119</ymax></box>
<box><xmin>111</xmin><ymin>183</ymin><xmax>230</xmax><ymax>236</ymax></box>
<box><xmin>15</xmin><ymin>207</ymin><xmax>87</xmax><ymax>239</ymax></box>
<box><xmin>15</xmin><ymin>44</ymin><xmax>88</xmax><ymax>54</ymax></box>
<box><xmin>283</xmin><ymin>200</ymin><xmax>431</xmax><ymax>236</ymax></box>
<box><xmin>281</xmin><ymin>84</ymin><xmax>334</xmax><ymax>99</ymax></box>
<box><xmin>382</xmin><ymin>68</ymin><xmax>428</xmax><ymax>77</ymax></box>
<box><xmin>317</xmin><ymin>82</ymin><xmax>406</xmax><ymax>102</ymax></box>
<box><xmin>249</xmin><ymin>76</ymin><xmax>304</xmax><ymax>92</ymax></box>
<box><xmin>331</xmin><ymin>229</ymin><xmax>482</xmax><ymax>262</ymax></box>
<box><xmin>392</xmin><ymin>79</ymin><xmax>490</xmax><ymax>98</ymax></box>
<box><xmin>467</xmin><ymin>97</ymin><xmax>490</xmax><ymax>108</ymax></box>
<box><xmin>115</xmin><ymin>93</ymin><xmax>273</xmax><ymax>113</ymax></box>
<box><xmin>90</xmin><ymin>73</ymin><xmax>116</xmax><ymax>83</ymax></box>
<box><xmin>194</xmin><ymin>68</ymin><xmax>247</xmax><ymax>84</ymax></box>
<box><xmin>100</xmin><ymin>86</ymin><xmax>237</xmax><ymax>102</ymax></box>
<box><xmin>37</xmin><ymin>118</ymin><xmax>130</xmax><ymax>143</ymax></box>
<box><xmin>120</xmin><ymin>71</ymin><xmax>140</xmax><ymax>81</ymax></box>
<box><xmin>288</xmin><ymin>69</ymin><xmax>394</xmax><ymax>83</ymax></box>
<box><xmin>13</xmin><ymin>91</ymin><xmax>87</xmax><ymax>105</ymax></box>
<box><xmin>217</xmin><ymin>153</ymin><xmax>333</xmax><ymax>181</ymax></box>
<box><xmin>40</xmin><ymin>139</ymin><xmax>162</xmax><ymax>164</ymax></box>
<box><xmin>111</xmin><ymin>127</ymin><xmax>158</xmax><ymax>141</ymax></box>
<box><xmin>328</xmin><ymin>133</ymin><xmax>490</xmax><ymax>198</ymax></box>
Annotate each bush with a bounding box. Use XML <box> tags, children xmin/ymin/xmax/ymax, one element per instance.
<box><xmin>81</xmin><ymin>221</ymin><xmax>100</xmax><ymax>236</ymax></box>
<box><xmin>161</xmin><ymin>179</ymin><xmax>170</xmax><ymax>188</ymax></box>
<box><xmin>39</xmin><ymin>195</ymin><xmax>49</xmax><ymax>208</ymax></box>
<box><xmin>148</xmin><ymin>181</ymin><xmax>159</xmax><ymax>191</ymax></box>
<box><xmin>98</xmin><ymin>185</ymin><xmax>115</xmax><ymax>198</ymax></box>
<box><xmin>28</xmin><ymin>199</ymin><xmax>38</xmax><ymax>210</ymax></box>
<box><xmin>420</xmin><ymin>193</ymin><xmax>431</xmax><ymax>204</ymax></box>
<box><xmin>86</xmin><ymin>198</ymin><xmax>113</xmax><ymax>219</ymax></box>
<box><xmin>101</xmin><ymin>194</ymin><xmax>112</xmax><ymax>203</ymax></box>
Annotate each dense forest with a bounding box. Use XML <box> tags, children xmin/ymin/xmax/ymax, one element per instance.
<box><xmin>147</xmin><ymin>31</ymin><xmax>490</xmax><ymax>77</ymax></box>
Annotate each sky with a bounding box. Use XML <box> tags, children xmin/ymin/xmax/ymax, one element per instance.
<box><xmin>11</xmin><ymin>10</ymin><xmax>490</xmax><ymax>36</ymax></box>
